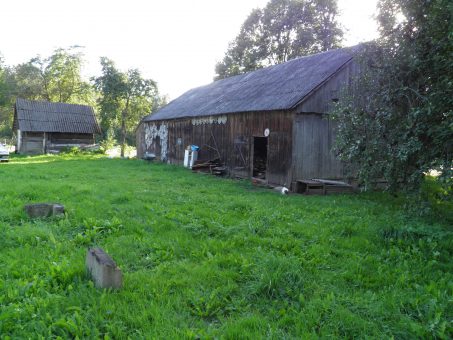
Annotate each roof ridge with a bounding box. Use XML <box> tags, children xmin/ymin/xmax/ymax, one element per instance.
<box><xmin>14</xmin><ymin>98</ymin><xmax>100</xmax><ymax>134</ymax></box>
<box><xmin>144</xmin><ymin>45</ymin><xmax>360</xmax><ymax>122</ymax></box>
<box><xmin>18</xmin><ymin>108</ymin><xmax>94</xmax><ymax>115</ymax></box>
<box><xmin>16</xmin><ymin>97</ymin><xmax>93</xmax><ymax>108</ymax></box>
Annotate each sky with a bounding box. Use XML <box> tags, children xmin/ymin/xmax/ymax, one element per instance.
<box><xmin>0</xmin><ymin>0</ymin><xmax>379</xmax><ymax>100</ymax></box>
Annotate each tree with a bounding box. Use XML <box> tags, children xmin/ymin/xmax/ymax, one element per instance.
<box><xmin>332</xmin><ymin>0</ymin><xmax>453</xmax><ymax>194</ymax></box>
<box><xmin>214</xmin><ymin>0</ymin><xmax>343</xmax><ymax>79</ymax></box>
<box><xmin>0</xmin><ymin>55</ymin><xmax>14</xmax><ymax>138</ymax></box>
<box><xmin>11</xmin><ymin>47</ymin><xmax>93</xmax><ymax>105</ymax></box>
<box><xmin>0</xmin><ymin>47</ymin><xmax>95</xmax><ymax>140</ymax></box>
<box><xmin>94</xmin><ymin>58</ymin><xmax>162</xmax><ymax>157</ymax></box>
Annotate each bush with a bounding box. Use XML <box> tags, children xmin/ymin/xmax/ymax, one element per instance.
<box><xmin>60</xmin><ymin>146</ymin><xmax>81</xmax><ymax>155</ymax></box>
<box><xmin>100</xmin><ymin>135</ymin><xmax>116</xmax><ymax>154</ymax></box>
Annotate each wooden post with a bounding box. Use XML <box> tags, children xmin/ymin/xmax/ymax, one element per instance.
<box><xmin>43</xmin><ymin>132</ymin><xmax>46</xmax><ymax>154</ymax></box>
<box><xmin>17</xmin><ymin>129</ymin><xmax>21</xmax><ymax>153</ymax></box>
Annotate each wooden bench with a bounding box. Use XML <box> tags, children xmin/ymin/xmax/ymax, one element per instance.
<box><xmin>296</xmin><ymin>179</ymin><xmax>353</xmax><ymax>195</ymax></box>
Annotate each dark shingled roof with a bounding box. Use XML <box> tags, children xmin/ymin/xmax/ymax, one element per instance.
<box><xmin>14</xmin><ymin>98</ymin><xmax>101</xmax><ymax>134</ymax></box>
<box><xmin>144</xmin><ymin>46</ymin><xmax>358</xmax><ymax>122</ymax></box>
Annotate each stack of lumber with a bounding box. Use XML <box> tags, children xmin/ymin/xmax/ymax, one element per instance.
<box><xmin>253</xmin><ymin>158</ymin><xmax>266</xmax><ymax>179</ymax></box>
<box><xmin>192</xmin><ymin>158</ymin><xmax>227</xmax><ymax>176</ymax></box>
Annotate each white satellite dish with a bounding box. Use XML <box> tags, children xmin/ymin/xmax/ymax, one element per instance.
<box><xmin>264</xmin><ymin>128</ymin><xmax>270</xmax><ymax>137</ymax></box>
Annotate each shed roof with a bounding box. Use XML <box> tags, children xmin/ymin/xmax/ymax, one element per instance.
<box><xmin>144</xmin><ymin>46</ymin><xmax>358</xmax><ymax>122</ymax></box>
<box><xmin>14</xmin><ymin>98</ymin><xmax>101</xmax><ymax>134</ymax></box>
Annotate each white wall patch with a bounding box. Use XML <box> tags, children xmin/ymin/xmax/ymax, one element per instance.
<box><xmin>191</xmin><ymin>115</ymin><xmax>227</xmax><ymax>126</ymax></box>
<box><xmin>144</xmin><ymin>123</ymin><xmax>168</xmax><ymax>160</ymax></box>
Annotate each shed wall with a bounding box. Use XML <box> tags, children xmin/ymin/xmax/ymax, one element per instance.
<box><xmin>46</xmin><ymin>133</ymin><xmax>94</xmax><ymax>152</ymax></box>
<box><xmin>138</xmin><ymin>111</ymin><xmax>294</xmax><ymax>186</ymax></box>
<box><xmin>18</xmin><ymin>132</ymin><xmax>95</xmax><ymax>154</ymax></box>
<box><xmin>19</xmin><ymin>132</ymin><xmax>45</xmax><ymax>154</ymax></box>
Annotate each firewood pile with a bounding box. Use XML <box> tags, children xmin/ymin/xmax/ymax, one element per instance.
<box><xmin>253</xmin><ymin>158</ymin><xmax>266</xmax><ymax>179</ymax></box>
<box><xmin>191</xmin><ymin>158</ymin><xmax>227</xmax><ymax>176</ymax></box>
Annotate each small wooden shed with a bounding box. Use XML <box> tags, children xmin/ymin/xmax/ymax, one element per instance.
<box><xmin>137</xmin><ymin>46</ymin><xmax>361</xmax><ymax>189</ymax></box>
<box><xmin>13</xmin><ymin>98</ymin><xmax>101</xmax><ymax>154</ymax></box>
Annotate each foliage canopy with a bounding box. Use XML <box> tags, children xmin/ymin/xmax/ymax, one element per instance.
<box><xmin>332</xmin><ymin>0</ymin><xmax>452</xmax><ymax>197</ymax></box>
<box><xmin>11</xmin><ymin>47</ymin><xmax>93</xmax><ymax>104</ymax></box>
<box><xmin>215</xmin><ymin>0</ymin><xmax>343</xmax><ymax>80</ymax></box>
<box><xmin>0</xmin><ymin>48</ymin><xmax>164</xmax><ymax>148</ymax></box>
<box><xmin>93</xmin><ymin>57</ymin><xmax>164</xmax><ymax>156</ymax></box>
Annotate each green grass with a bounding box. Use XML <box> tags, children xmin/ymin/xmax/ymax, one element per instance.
<box><xmin>0</xmin><ymin>154</ymin><xmax>452</xmax><ymax>338</ymax></box>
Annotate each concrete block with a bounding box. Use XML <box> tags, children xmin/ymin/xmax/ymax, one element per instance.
<box><xmin>86</xmin><ymin>248</ymin><xmax>122</xmax><ymax>289</ymax></box>
<box><xmin>24</xmin><ymin>203</ymin><xmax>65</xmax><ymax>218</ymax></box>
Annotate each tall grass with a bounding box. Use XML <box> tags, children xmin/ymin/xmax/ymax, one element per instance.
<box><xmin>0</xmin><ymin>154</ymin><xmax>451</xmax><ymax>338</ymax></box>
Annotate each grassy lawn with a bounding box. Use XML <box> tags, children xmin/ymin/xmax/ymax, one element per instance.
<box><xmin>0</xmin><ymin>155</ymin><xmax>451</xmax><ymax>338</ymax></box>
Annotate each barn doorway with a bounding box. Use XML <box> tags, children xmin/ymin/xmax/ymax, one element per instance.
<box><xmin>253</xmin><ymin>136</ymin><xmax>268</xmax><ymax>179</ymax></box>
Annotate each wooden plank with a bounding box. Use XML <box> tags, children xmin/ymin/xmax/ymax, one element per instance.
<box><xmin>312</xmin><ymin>179</ymin><xmax>351</xmax><ymax>186</ymax></box>
<box><xmin>297</xmin><ymin>179</ymin><xmax>323</xmax><ymax>185</ymax></box>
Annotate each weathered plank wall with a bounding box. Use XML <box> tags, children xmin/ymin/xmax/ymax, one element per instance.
<box><xmin>137</xmin><ymin>111</ymin><xmax>294</xmax><ymax>186</ymax></box>
<box><xmin>289</xmin><ymin>60</ymin><xmax>356</xmax><ymax>181</ymax></box>
<box><xmin>20</xmin><ymin>132</ymin><xmax>44</xmax><ymax>154</ymax></box>
<box><xmin>19</xmin><ymin>132</ymin><xmax>95</xmax><ymax>154</ymax></box>
<box><xmin>47</xmin><ymin>133</ymin><xmax>95</xmax><ymax>151</ymax></box>
<box><xmin>48</xmin><ymin>133</ymin><xmax>95</xmax><ymax>145</ymax></box>
<box><xmin>292</xmin><ymin>113</ymin><xmax>345</xmax><ymax>180</ymax></box>
<box><xmin>296</xmin><ymin>60</ymin><xmax>359</xmax><ymax>114</ymax></box>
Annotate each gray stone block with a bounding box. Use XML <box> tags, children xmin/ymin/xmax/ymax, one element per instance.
<box><xmin>86</xmin><ymin>248</ymin><xmax>122</xmax><ymax>289</ymax></box>
<box><xmin>24</xmin><ymin>203</ymin><xmax>65</xmax><ymax>218</ymax></box>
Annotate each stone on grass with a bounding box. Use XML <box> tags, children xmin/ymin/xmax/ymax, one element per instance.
<box><xmin>24</xmin><ymin>203</ymin><xmax>65</xmax><ymax>218</ymax></box>
<box><xmin>86</xmin><ymin>248</ymin><xmax>122</xmax><ymax>289</ymax></box>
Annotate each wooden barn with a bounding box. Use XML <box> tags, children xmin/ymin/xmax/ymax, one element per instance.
<box><xmin>136</xmin><ymin>46</ymin><xmax>360</xmax><ymax>190</ymax></box>
<box><xmin>13</xmin><ymin>98</ymin><xmax>101</xmax><ymax>154</ymax></box>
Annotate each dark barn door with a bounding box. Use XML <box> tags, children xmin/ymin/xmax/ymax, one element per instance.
<box><xmin>252</xmin><ymin>136</ymin><xmax>268</xmax><ymax>179</ymax></box>
<box><xmin>267</xmin><ymin>131</ymin><xmax>291</xmax><ymax>186</ymax></box>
